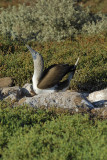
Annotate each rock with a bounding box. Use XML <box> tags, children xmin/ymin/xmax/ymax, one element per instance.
<box><xmin>0</xmin><ymin>77</ymin><xmax>14</xmax><ymax>88</ymax></box>
<box><xmin>1</xmin><ymin>86</ymin><xmax>20</xmax><ymax>98</ymax></box>
<box><xmin>88</xmin><ymin>88</ymin><xmax>107</xmax><ymax>102</ymax></box>
<box><xmin>0</xmin><ymin>80</ymin><xmax>106</xmax><ymax>117</ymax></box>
<box><xmin>18</xmin><ymin>91</ymin><xmax>94</xmax><ymax>111</ymax></box>
<box><xmin>18</xmin><ymin>97</ymin><xmax>27</xmax><ymax>105</ymax></box>
<box><xmin>0</xmin><ymin>83</ymin><xmax>35</xmax><ymax>101</ymax></box>
<box><xmin>88</xmin><ymin>88</ymin><xmax>107</xmax><ymax>108</ymax></box>
<box><xmin>4</xmin><ymin>93</ymin><xmax>17</xmax><ymax>102</ymax></box>
<box><xmin>18</xmin><ymin>83</ymin><xmax>36</xmax><ymax>98</ymax></box>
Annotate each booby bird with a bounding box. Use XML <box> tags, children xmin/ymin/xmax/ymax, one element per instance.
<box><xmin>26</xmin><ymin>45</ymin><xmax>79</xmax><ymax>94</ymax></box>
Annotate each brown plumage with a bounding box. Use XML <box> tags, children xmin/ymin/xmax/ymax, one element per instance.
<box><xmin>38</xmin><ymin>64</ymin><xmax>76</xmax><ymax>89</ymax></box>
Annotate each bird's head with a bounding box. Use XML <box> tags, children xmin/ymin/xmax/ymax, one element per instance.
<box><xmin>26</xmin><ymin>45</ymin><xmax>39</xmax><ymax>60</ymax></box>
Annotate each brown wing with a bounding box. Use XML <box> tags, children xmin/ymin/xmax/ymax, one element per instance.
<box><xmin>37</xmin><ymin>64</ymin><xmax>75</xmax><ymax>89</ymax></box>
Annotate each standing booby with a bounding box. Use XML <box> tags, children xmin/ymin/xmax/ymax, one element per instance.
<box><xmin>26</xmin><ymin>45</ymin><xmax>79</xmax><ymax>94</ymax></box>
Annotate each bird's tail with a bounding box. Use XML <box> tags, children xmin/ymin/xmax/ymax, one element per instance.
<box><xmin>68</xmin><ymin>57</ymin><xmax>79</xmax><ymax>82</ymax></box>
<box><xmin>75</xmin><ymin>57</ymin><xmax>79</xmax><ymax>66</ymax></box>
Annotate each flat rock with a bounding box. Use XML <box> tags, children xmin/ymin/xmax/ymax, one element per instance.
<box><xmin>18</xmin><ymin>91</ymin><xmax>94</xmax><ymax>111</ymax></box>
<box><xmin>1</xmin><ymin>86</ymin><xmax>20</xmax><ymax>98</ymax></box>
<box><xmin>0</xmin><ymin>77</ymin><xmax>14</xmax><ymax>88</ymax></box>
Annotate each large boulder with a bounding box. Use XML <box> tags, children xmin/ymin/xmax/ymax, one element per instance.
<box><xmin>18</xmin><ymin>91</ymin><xmax>94</xmax><ymax>111</ymax></box>
<box><xmin>0</xmin><ymin>81</ymin><xmax>106</xmax><ymax>118</ymax></box>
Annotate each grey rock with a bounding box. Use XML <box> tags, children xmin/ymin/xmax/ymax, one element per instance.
<box><xmin>4</xmin><ymin>93</ymin><xmax>17</xmax><ymax>102</ymax></box>
<box><xmin>1</xmin><ymin>86</ymin><xmax>20</xmax><ymax>98</ymax></box>
<box><xmin>88</xmin><ymin>88</ymin><xmax>107</xmax><ymax>108</ymax></box>
<box><xmin>18</xmin><ymin>83</ymin><xmax>36</xmax><ymax>98</ymax></box>
<box><xmin>19</xmin><ymin>91</ymin><xmax>94</xmax><ymax>111</ymax></box>
<box><xmin>0</xmin><ymin>80</ymin><xmax>106</xmax><ymax>117</ymax></box>
<box><xmin>88</xmin><ymin>88</ymin><xmax>107</xmax><ymax>102</ymax></box>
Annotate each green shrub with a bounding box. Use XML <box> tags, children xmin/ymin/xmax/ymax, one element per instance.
<box><xmin>0</xmin><ymin>101</ymin><xmax>58</xmax><ymax>158</ymax></box>
<box><xmin>0</xmin><ymin>0</ymin><xmax>107</xmax><ymax>42</ymax></box>
<box><xmin>0</xmin><ymin>103</ymin><xmax>106</xmax><ymax>160</ymax></box>
<box><xmin>0</xmin><ymin>34</ymin><xmax>106</xmax><ymax>91</ymax></box>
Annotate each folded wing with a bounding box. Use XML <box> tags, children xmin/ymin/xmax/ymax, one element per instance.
<box><xmin>37</xmin><ymin>64</ymin><xmax>75</xmax><ymax>89</ymax></box>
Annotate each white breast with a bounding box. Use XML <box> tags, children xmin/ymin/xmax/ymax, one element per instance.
<box><xmin>32</xmin><ymin>75</ymin><xmax>57</xmax><ymax>94</ymax></box>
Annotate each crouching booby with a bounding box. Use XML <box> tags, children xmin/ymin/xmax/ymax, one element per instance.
<box><xmin>26</xmin><ymin>45</ymin><xmax>79</xmax><ymax>94</ymax></box>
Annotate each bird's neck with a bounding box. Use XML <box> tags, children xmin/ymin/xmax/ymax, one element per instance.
<box><xmin>33</xmin><ymin>55</ymin><xmax>44</xmax><ymax>86</ymax></box>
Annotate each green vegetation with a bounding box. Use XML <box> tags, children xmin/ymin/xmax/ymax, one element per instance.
<box><xmin>0</xmin><ymin>33</ymin><xmax>107</xmax><ymax>91</ymax></box>
<box><xmin>0</xmin><ymin>0</ymin><xmax>106</xmax><ymax>91</ymax></box>
<box><xmin>0</xmin><ymin>0</ymin><xmax>107</xmax><ymax>14</ymax></box>
<box><xmin>0</xmin><ymin>1</ymin><xmax>107</xmax><ymax>159</ymax></box>
<box><xmin>0</xmin><ymin>102</ymin><xmax>107</xmax><ymax>160</ymax></box>
<box><xmin>0</xmin><ymin>0</ymin><xmax>107</xmax><ymax>42</ymax></box>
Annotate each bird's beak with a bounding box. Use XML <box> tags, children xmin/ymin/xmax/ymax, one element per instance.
<box><xmin>26</xmin><ymin>45</ymin><xmax>38</xmax><ymax>60</ymax></box>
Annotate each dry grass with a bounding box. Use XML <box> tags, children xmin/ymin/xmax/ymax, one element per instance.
<box><xmin>0</xmin><ymin>0</ymin><xmax>107</xmax><ymax>14</ymax></box>
<box><xmin>0</xmin><ymin>0</ymin><xmax>38</xmax><ymax>8</ymax></box>
<box><xmin>0</xmin><ymin>0</ymin><xmax>24</xmax><ymax>8</ymax></box>
<box><xmin>79</xmin><ymin>0</ymin><xmax>107</xmax><ymax>13</ymax></box>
